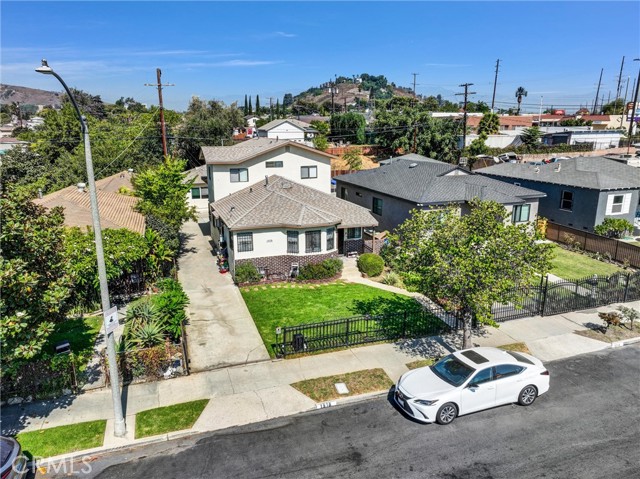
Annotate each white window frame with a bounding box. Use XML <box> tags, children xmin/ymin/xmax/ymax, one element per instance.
<box><xmin>230</xmin><ymin>168</ymin><xmax>249</xmax><ymax>183</ymax></box>
<box><xmin>606</xmin><ymin>193</ymin><xmax>631</xmax><ymax>215</ymax></box>
<box><xmin>301</xmin><ymin>165</ymin><xmax>317</xmax><ymax>179</ymax></box>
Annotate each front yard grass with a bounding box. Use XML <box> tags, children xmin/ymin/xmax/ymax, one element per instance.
<box><xmin>405</xmin><ymin>358</ymin><xmax>435</xmax><ymax>370</ymax></box>
<box><xmin>135</xmin><ymin>399</ymin><xmax>209</xmax><ymax>439</ymax></box>
<box><xmin>16</xmin><ymin>420</ymin><xmax>106</xmax><ymax>460</ymax></box>
<box><xmin>291</xmin><ymin>369</ymin><xmax>393</xmax><ymax>402</ymax></box>
<box><xmin>549</xmin><ymin>245</ymin><xmax>624</xmax><ymax>279</ymax></box>
<box><xmin>44</xmin><ymin>314</ymin><xmax>104</xmax><ymax>365</ymax></box>
<box><xmin>497</xmin><ymin>342</ymin><xmax>531</xmax><ymax>354</ymax></box>
<box><xmin>241</xmin><ymin>281</ymin><xmax>420</xmax><ymax>355</ymax></box>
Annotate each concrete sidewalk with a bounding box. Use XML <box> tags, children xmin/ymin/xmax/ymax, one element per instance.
<box><xmin>2</xmin><ymin>246</ymin><xmax>640</xmax><ymax>463</ymax></box>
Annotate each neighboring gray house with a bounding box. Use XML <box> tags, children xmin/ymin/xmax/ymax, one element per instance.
<box><xmin>256</xmin><ymin>118</ymin><xmax>318</xmax><ymax>143</ymax></box>
<box><xmin>210</xmin><ymin>175</ymin><xmax>378</xmax><ymax>277</ymax></box>
<box><xmin>478</xmin><ymin>156</ymin><xmax>640</xmax><ymax>232</ymax></box>
<box><xmin>333</xmin><ymin>154</ymin><xmax>546</xmax><ymax>234</ymax></box>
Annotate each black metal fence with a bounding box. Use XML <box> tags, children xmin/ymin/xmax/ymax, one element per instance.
<box><xmin>275</xmin><ymin>308</ymin><xmax>452</xmax><ymax>357</ymax></box>
<box><xmin>491</xmin><ymin>271</ymin><xmax>640</xmax><ymax>322</ymax></box>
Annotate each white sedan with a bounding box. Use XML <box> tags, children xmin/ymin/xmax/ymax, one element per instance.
<box><xmin>394</xmin><ymin>347</ymin><xmax>550</xmax><ymax>425</ymax></box>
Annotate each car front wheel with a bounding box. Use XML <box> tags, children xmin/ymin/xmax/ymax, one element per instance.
<box><xmin>436</xmin><ymin>402</ymin><xmax>458</xmax><ymax>425</ymax></box>
<box><xmin>518</xmin><ymin>385</ymin><xmax>538</xmax><ymax>406</ymax></box>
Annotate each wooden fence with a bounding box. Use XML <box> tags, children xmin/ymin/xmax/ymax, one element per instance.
<box><xmin>546</xmin><ymin>222</ymin><xmax>640</xmax><ymax>268</ymax></box>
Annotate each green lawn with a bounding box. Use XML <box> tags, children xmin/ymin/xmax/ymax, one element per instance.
<box><xmin>135</xmin><ymin>399</ymin><xmax>209</xmax><ymax>439</ymax></box>
<box><xmin>16</xmin><ymin>420</ymin><xmax>106</xmax><ymax>459</ymax></box>
<box><xmin>240</xmin><ymin>281</ymin><xmax>420</xmax><ymax>352</ymax></box>
<box><xmin>44</xmin><ymin>314</ymin><xmax>103</xmax><ymax>365</ymax></box>
<box><xmin>549</xmin><ymin>246</ymin><xmax>624</xmax><ymax>279</ymax></box>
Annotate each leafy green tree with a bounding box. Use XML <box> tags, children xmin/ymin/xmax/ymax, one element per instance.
<box><xmin>66</xmin><ymin>88</ymin><xmax>107</xmax><ymax>120</ymax></box>
<box><xmin>330</xmin><ymin>112</ymin><xmax>366</xmax><ymax>144</ymax></box>
<box><xmin>0</xmin><ymin>148</ymin><xmax>47</xmax><ymax>188</ymax></box>
<box><xmin>602</xmin><ymin>99</ymin><xmax>625</xmax><ymax>115</ymax></box>
<box><xmin>0</xmin><ymin>187</ymin><xmax>74</xmax><ymax>362</ymax></box>
<box><xmin>342</xmin><ymin>147</ymin><xmax>363</xmax><ymax>170</ymax></box>
<box><xmin>466</xmin><ymin>101</ymin><xmax>491</xmax><ymax>113</ymax></box>
<box><xmin>374</xmin><ymin>98</ymin><xmax>460</xmax><ymax>163</ymax></box>
<box><xmin>283</xmin><ymin>93</ymin><xmax>293</xmax><ymax>109</ymax></box>
<box><xmin>383</xmin><ymin>200</ymin><xmax>552</xmax><ymax>348</ymax></box>
<box><xmin>132</xmin><ymin>156</ymin><xmax>197</xmax><ymax>253</ymax></box>
<box><xmin>560</xmin><ymin>118</ymin><xmax>592</xmax><ymax>127</ymax></box>
<box><xmin>310</xmin><ymin>120</ymin><xmax>330</xmax><ymax>136</ymax></box>
<box><xmin>174</xmin><ymin>97</ymin><xmax>243</xmax><ymax>164</ymax></box>
<box><xmin>478</xmin><ymin>112</ymin><xmax>500</xmax><ymax>135</ymax></box>
<box><xmin>114</xmin><ymin>97</ymin><xmax>147</xmax><ymax>113</ymax></box>
<box><xmin>520</xmin><ymin>126</ymin><xmax>542</xmax><ymax>149</ymax></box>
<box><xmin>466</xmin><ymin>133</ymin><xmax>489</xmax><ymax>157</ymax></box>
<box><xmin>515</xmin><ymin>86</ymin><xmax>528</xmax><ymax>115</ymax></box>
<box><xmin>594</xmin><ymin>218</ymin><xmax>634</xmax><ymax>238</ymax></box>
<box><xmin>313</xmin><ymin>135</ymin><xmax>328</xmax><ymax>151</ymax></box>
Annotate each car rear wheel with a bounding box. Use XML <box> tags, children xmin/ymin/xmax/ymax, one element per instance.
<box><xmin>436</xmin><ymin>403</ymin><xmax>458</xmax><ymax>425</ymax></box>
<box><xmin>518</xmin><ymin>385</ymin><xmax>538</xmax><ymax>406</ymax></box>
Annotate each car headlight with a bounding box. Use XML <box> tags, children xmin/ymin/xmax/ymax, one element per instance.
<box><xmin>414</xmin><ymin>399</ymin><xmax>438</xmax><ymax>406</ymax></box>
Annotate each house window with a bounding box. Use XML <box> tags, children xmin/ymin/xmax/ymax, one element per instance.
<box><xmin>287</xmin><ymin>231</ymin><xmax>299</xmax><ymax>254</ymax></box>
<box><xmin>356</xmin><ymin>192</ymin><xmax>362</xmax><ymax>197</ymax></box>
<box><xmin>372</xmin><ymin>197</ymin><xmax>383</xmax><ymax>216</ymax></box>
<box><xmin>230</xmin><ymin>168</ymin><xmax>248</xmax><ymax>183</ymax></box>
<box><xmin>341</xmin><ymin>187</ymin><xmax>348</xmax><ymax>199</ymax></box>
<box><xmin>237</xmin><ymin>232</ymin><xmax>253</xmax><ymax>252</ymax></box>
<box><xmin>512</xmin><ymin>204</ymin><xmax>531</xmax><ymax>223</ymax></box>
<box><xmin>191</xmin><ymin>187</ymin><xmax>208</xmax><ymax>199</ymax></box>
<box><xmin>326</xmin><ymin>228</ymin><xmax>335</xmax><ymax>250</ymax></box>
<box><xmin>346</xmin><ymin>227</ymin><xmax>362</xmax><ymax>240</ymax></box>
<box><xmin>560</xmin><ymin>190</ymin><xmax>573</xmax><ymax>211</ymax></box>
<box><xmin>301</xmin><ymin>166</ymin><xmax>317</xmax><ymax>179</ymax></box>
<box><xmin>305</xmin><ymin>230</ymin><xmax>321</xmax><ymax>253</ymax></box>
<box><xmin>607</xmin><ymin>193</ymin><xmax>630</xmax><ymax>215</ymax></box>
<box><xmin>266</xmin><ymin>161</ymin><xmax>283</xmax><ymax>168</ymax></box>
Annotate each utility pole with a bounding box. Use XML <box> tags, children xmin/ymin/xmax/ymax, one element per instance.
<box><xmin>491</xmin><ymin>59</ymin><xmax>500</xmax><ymax>112</ymax></box>
<box><xmin>330</xmin><ymin>78</ymin><xmax>336</xmax><ymax>115</ymax></box>
<box><xmin>412</xmin><ymin>73</ymin><xmax>419</xmax><ymax>97</ymax></box>
<box><xmin>593</xmin><ymin>68</ymin><xmax>603</xmax><ymax>115</ymax></box>
<box><xmin>538</xmin><ymin>96</ymin><xmax>543</xmax><ymax>124</ymax></box>
<box><xmin>267</xmin><ymin>97</ymin><xmax>275</xmax><ymax>121</ymax></box>
<box><xmin>144</xmin><ymin>68</ymin><xmax>174</xmax><ymax>157</ymax></box>
<box><xmin>456</xmin><ymin>83</ymin><xmax>476</xmax><ymax>156</ymax></box>
<box><xmin>616</xmin><ymin>56</ymin><xmax>625</xmax><ymax>114</ymax></box>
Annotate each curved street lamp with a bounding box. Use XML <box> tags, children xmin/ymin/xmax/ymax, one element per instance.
<box><xmin>627</xmin><ymin>58</ymin><xmax>640</xmax><ymax>154</ymax></box>
<box><xmin>36</xmin><ymin>59</ymin><xmax>126</xmax><ymax>437</ymax></box>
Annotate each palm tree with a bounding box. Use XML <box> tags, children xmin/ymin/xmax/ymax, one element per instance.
<box><xmin>515</xmin><ymin>87</ymin><xmax>528</xmax><ymax>115</ymax></box>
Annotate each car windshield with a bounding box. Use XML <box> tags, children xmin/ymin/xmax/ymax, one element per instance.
<box><xmin>431</xmin><ymin>354</ymin><xmax>475</xmax><ymax>387</ymax></box>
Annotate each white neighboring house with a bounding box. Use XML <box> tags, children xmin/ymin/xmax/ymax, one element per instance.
<box><xmin>210</xmin><ymin>175</ymin><xmax>378</xmax><ymax>277</ymax></box>
<box><xmin>200</xmin><ymin>137</ymin><xmax>333</xmax><ymax>203</ymax></box>
<box><xmin>0</xmin><ymin>137</ymin><xmax>29</xmax><ymax>155</ymax></box>
<box><xmin>256</xmin><ymin>118</ymin><xmax>318</xmax><ymax>144</ymax></box>
<box><xmin>183</xmin><ymin>165</ymin><xmax>209</xmax><ymax>211</ymax></box>
<box><xmin>244</xmin><ymin>115</ymin><xmax>259</xmax><ymax>129</ymax></box>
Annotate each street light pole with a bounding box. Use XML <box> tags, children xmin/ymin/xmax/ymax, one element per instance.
<box><xmin>36</xmin><ymin>59</ymin><xmax>126</xmax><ymax>437</ymax></box>
<box><xmin>627</xmin><ymin>58</ymin><xmax>640</xmax><ymax>155</ymax></box>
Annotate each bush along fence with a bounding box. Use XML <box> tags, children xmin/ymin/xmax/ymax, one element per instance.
<box><xmin>546</xmin><ymin>222</ymin><xmax>640</xmax><ymax>268</ymax></box>
<box><xmin>274</xmin><ymin>307</ymin><xmax>453</xmax><ymax>358</ymax></box>
<box><xmin>492</xmin><ymin>271</ymin><xmax>640</xmax><ymax>322</ymax></box>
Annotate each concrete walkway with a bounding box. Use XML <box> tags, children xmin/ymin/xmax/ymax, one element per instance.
<box><xmin>178</xmin><ymin>215</ymin><xmax>269</xmax><ymax>371</ymax></box>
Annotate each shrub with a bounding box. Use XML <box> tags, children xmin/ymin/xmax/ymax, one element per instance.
<box><xmin>357</xmin><ymin>253</ymin><xmax>384</xmax><ymax>277</ymax></box>
<box><xmin>594</xmin><ymin>218</ymin><xmax>634</xmax><ymax>239</ymax></box>
<box><xmin>381</xmin><ymin>271</ymin><xmax>404</xmax><ymax>288</ymax></box>
<box><xmin>297</xmin><ymin>258</ymin><xmax>343</xmax><ymax>281</ymax></box>
<box><xmin>234</xmin><ymin>262</ymin><xmax>261</xmax><ymax>283</ymax></box>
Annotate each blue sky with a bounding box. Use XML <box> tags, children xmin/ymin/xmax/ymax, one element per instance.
<box><xmin>2</xmin><ymin>1</ymin><xmax>639</xmax><ymax>112</ymax></box>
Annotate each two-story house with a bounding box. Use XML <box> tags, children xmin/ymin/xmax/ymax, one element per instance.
<box><xmin>200</xmin><ymin>137</ymin><xmax>333</xmax><ymax>203</ymax></box>
<box><xmin>256</xmin><ymin>118</ymin><xmax>318</xmax><ymax>143</ymax></box>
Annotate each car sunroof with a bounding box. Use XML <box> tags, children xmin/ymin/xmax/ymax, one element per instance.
<box><xmin>460</xmin><ymin>350</ymin><xmax>489</xmax><ymax>364</ymax></box>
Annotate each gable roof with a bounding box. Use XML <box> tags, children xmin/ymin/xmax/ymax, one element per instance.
<box><xmin>33</xmin><ymin>171</ymin><xmax>145</xmax><ymax>233</ymax></box>
<box><xmin>257</xmin><ymin>118</ymin><xmax>316</xmax><ymax>132</ymax></box>
<box><xmin>183</xmin><ymin>165</ymin><xmax>207</xmax><ymax>186</ymax></box>
<box><xmin>211</xmin><ymin>175</ymin><xmax>377</xmax><ymax>231</ymax></box>
<box><xmin>200</xmin><ymin>137</ymin><xmax>334</xmax><ymax>165</ymax></box>
<box><xmin>335</xmin><ymin>155</ymin><xmax>544</xmax><ymax>205</ymax></box>
<box><xmin>477</xmin><ymin>156</ymin><xmax>640</xmax><ymax>191</ymax></box>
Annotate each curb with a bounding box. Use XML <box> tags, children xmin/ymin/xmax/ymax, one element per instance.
<box><xmin>609</xmin><ymin>336</ymin><xmax>640</xmax><ymax>348</ymax></box>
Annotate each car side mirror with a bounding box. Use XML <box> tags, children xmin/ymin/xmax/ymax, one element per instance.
<box><xmin>467</xmin><ymin>383</ymin><xmax>478</xmax><ymax>389</ymax></box>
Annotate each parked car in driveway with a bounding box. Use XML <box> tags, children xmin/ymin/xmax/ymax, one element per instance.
<box><xmin>394</xmin><ymin>347</ymin><xmax>550</xmax><ymax>425</ymax></box>
<box><xmin>0</xmin><ymin>436</ymin><xmax>27</xmax><ymax>479</ymax></box>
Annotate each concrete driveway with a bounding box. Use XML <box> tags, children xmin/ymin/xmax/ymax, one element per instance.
<box><xmin>177</xmin><ymin>215</ymin><xmax>269</xmax><ymax>371</ymax></box>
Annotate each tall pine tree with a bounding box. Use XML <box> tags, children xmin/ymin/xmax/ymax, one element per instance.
<box><xmin>256</xmin><ymin>95</ymin><xmax>260</xmax><ymax>115</ymax></box>
<box><xmin>244</xmin><ymin>95</ymin><xmax>248</xmax><ymax>114</ymax></box>
<box><xmin>249</xmin><ymin>96</ymin><xmax>253</xmax><ymax>115</ymax></box>
<box><xmin>276</xmin><ymin>99</ymin><xmax>281</xmax><ymax>117</ymax></box>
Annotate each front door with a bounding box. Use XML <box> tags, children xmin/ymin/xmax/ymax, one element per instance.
<box><xmin>337</xmin><ymin>228</ymin><xmax>345</xmax><ymax>254</ymax></box>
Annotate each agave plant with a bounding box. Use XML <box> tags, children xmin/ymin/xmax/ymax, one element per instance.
<box><xmin>125</xmin><ymin>298</ymin><xmax>160</xmax><ymax>330</ymax></box>
<box><xmin>128</xmin><ymin>321</ymin><xmax>165</xmax><ymax>349</ymax></box>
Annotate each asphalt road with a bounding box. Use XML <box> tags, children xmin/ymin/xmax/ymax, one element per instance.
<box><xmin>42</xmin><ymin>345</ymin><xmax>640</xmax><ymax>479</ymax></box>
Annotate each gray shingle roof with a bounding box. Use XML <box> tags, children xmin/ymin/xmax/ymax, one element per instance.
<box><xmin>478</xmin><ymin>156</ymin><xmax>640</xmax><ymax>190</ymax></box>
<box><xmin>211</xmin><ymin>175</ymin><xmax>378</xmax><ymax>230</ymax></box>
<box><xmin>200</xmin><ymin>138</ymin><xmax>333</xmax><ymax>164</ymax></box>
<box><xmin>334</xmin><ymin>156</ymin><xmax>545</xmax><ymax>205</ymax></box>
